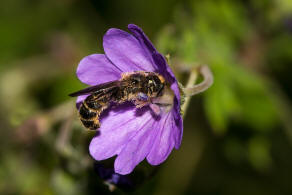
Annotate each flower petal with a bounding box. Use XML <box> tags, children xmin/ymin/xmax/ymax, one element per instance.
<box><xmin>103</xmin><ymin>28</ymin><xmax>156</xmax><ymax>72</ymax></box>
<box><xmin>128</xmin><ymin>24</ymin><xmax>156</xmax><ymax>55</ymax></box>
<box><xmin>151</xmin><ymin>51</ymin><xmax>183</xmax><ymax>149</ymax></box>
<box><xmin>114</xmin><ymin>117</ymin><xmax>159</xmax><ymax>175</ymax></box>
<box><xmin>77</xmin><ymin>54</ymin><xmax>122</xmax><ymax>85</ymax></box>
<box><xmin>173</xmin><ymin>101</ymin><xmax>183</xmax><ymax>149</ymax></box>
<box><xmin>146</xmin><ymin>112</ymin><xmax>178</xmax><ymax>165</ymax></box>
<box><xmin>172</xmin><ymin>111</ymin><xmax>183</xmax><ymax>149</ymax></box>
<box><xmin>89</xmin><ymin>104</ymin><xmax>153</xmax><ymax>161</ymax></box>
<box><xmin>152</xmin><ymin>52</ymin><xmax>176</xmax><ymax>84</ymax></box>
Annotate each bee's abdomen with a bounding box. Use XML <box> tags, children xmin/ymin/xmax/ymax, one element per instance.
<box><xmin>80</xmin><ymin>118</ymin><xmax>100</xmax><ymax>130</ymax></box>
<box><xmin>79</xmin><ymin>103</ymin><xmax>97</xmax><ymax>119</ymax></box>
<box><xmin>79</xmin><ymin>100</ymin><xmax>107</xmax><ymax>131</ymax></box>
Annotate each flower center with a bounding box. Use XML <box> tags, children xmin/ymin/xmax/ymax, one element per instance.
<box><xmin>150</xmin><ymin>86</ymin><xmax>175</xmax><ymax>115</ymax></box>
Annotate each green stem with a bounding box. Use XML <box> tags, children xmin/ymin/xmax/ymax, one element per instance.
<box><xmin>181</xmin><ymin>70</ymin><xmax>198</xmax><ymax>117</ymax></box>
<box><xmin>181</xmin><ymin>65</ymin><xmax>213</xmax><ymax>116</ymax></box>
<box><xmin>183</xmin><ymin>65</ymin><xmax>213</xmax><ymax>97</ymax></box>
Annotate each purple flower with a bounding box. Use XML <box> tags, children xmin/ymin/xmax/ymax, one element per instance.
<box><xmin>75</xmin><ymin>24</ymin><xmax>183</xmax><ymax>175</ymax></box>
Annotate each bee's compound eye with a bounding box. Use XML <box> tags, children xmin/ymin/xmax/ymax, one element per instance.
<box><xmin>137</xmin><ymin>92</ymin><xmax>149</xmax><ymax>101</ymax></box>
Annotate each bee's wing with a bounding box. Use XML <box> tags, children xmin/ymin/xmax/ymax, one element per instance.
<box><xmin>69</xmin><ymin>80</ymin><xmax>120</xmax><ymax>97</ymax></box>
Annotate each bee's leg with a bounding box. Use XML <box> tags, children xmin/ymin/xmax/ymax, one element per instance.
<box><xmin>137</xmin><ymin>92</ymin><xmax>149</xmax><ymax>101</ymax></box>
<box><xmin>134</xmin><ymin>100</ymin><xmax>150</xmax><ymax>108</ymax></box>
<box><xmin>134</xmin><ymin>92</ymin><xmax>151</xmax><ymax>108</ymax></box>
<box><xmin>149</xmin><ymin>103</ymin><xmax>161</xmax><ymax>116</ymax></box>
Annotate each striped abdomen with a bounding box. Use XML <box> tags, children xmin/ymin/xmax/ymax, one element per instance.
<box><xmin>78</xmin><ymin>86</ymin><xmax>138</xmax><ymax>130</ymax></box>
<box><xmin>79</xmin><ymin>94</ymin><xmax>111</xmax><ymax>130</ymax></box>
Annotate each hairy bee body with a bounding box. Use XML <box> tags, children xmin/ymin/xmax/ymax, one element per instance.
<box><xmin>78</xmin><ymin>92</ymin><xmax>111</xmax><ymax>130</ymax></box>
<box><xmin>70</xmin><ymin>71</ymin><xmax>166</xmax><ymax>130</ymax></box>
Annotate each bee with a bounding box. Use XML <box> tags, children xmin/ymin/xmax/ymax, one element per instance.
<box><xmin>69</xmin><ymin>71</ymin><xmax>166</xmax><ymax>130</ymax></box>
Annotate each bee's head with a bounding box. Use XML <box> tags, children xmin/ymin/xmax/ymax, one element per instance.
<box><xmin>146</xmin><ymin>74</ymin><xmax>165</xmax><ymax>97</ymax></box>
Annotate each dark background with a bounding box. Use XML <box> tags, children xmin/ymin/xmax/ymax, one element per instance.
<box><xmin>1</xmin><ymin>0</ymin><xmax>292</xmax><ymax>194</ymax></box>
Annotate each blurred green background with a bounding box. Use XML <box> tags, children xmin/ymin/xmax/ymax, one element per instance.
<box><xmin>1</xmin><ymin>0</ymin><xmax>292</xmax><ymax>194</ymax></box>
